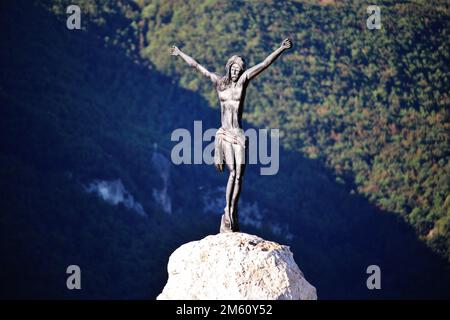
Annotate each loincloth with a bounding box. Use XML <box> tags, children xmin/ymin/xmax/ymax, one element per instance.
<box><xmin>214</xmin><ymin>127</ymin><xmax>247</xmax><ymax>166</ymax></box>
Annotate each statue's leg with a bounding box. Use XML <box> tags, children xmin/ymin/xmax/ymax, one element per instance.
<box><xmin>221</xmin><ymin>141</ymin><xmax>235</xmax><ymax>232</ymax></box>
<box><xmin>229</xmin><ymin>144</ymin><xmax>246</xmax><ymax>232</ymax></box>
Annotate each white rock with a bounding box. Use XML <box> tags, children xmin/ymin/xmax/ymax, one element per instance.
<box><xmin>157</xmin><ymin>232</ymin><xmax>317</xmax><ymax>300</ymax></box>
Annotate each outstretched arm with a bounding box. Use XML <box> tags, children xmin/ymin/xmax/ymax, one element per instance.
<box><xmin>241</xmin><ymin>38</ymin><xmax>292</xmax><ymax>82</ymax></box>
<box><xmin>169</xmin><ymin>46</ymin><xmax>219</xmax><ymax>84</ymax></box>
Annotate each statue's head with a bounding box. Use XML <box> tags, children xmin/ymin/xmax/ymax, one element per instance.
<box><xmin>226</xmin><ymin>55</ymin><xmax>245</xmax><ymax>82</ymax></box>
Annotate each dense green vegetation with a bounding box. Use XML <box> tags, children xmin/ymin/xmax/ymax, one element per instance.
<box><xmin>1</xmin><ymin>0</ymin><xmax>449</xmax><ymax>299</ymax></box>
<box><xmin>140</xmin><ymin>0</ymin><xmax>450</xmax><ymax>262</ymax></box>
<box><xmin>50</xmin><ymin>0</ymin><xmax>450</xmax><ymax>261</ymax></box>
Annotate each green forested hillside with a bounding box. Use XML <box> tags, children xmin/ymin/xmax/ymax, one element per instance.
<box><xmin>47</xmin><ymin>0</ymin><xmax>450</xmax><ymax>261</ymax></box>
<box><xmin>1</xmin><ymin>0</ymin><xmax>450</xmax><ymax>299</ymax></box>
<box><xmin>138</xmin><ymin>0</ymin><xmax>450</xmax><ymax>261</ymax></box>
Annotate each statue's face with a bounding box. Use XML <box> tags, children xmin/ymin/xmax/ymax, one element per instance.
<box><xmin>230</xmin><ymin>63</ymin><xmax>242</xmax><ymax>82</ymax></box>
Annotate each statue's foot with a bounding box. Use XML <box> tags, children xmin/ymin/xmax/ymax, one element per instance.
<box><xmin>219</xmin><ymin>213</ymin><xmax>232</xmax><ymax>233</ymax></box>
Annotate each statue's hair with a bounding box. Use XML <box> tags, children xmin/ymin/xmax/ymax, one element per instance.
<box><xmin>217</xmin><ymin>55</ymin><xmax>246</xmax><ymax>91</ymax></box>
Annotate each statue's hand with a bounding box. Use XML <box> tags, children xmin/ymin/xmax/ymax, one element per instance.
<box><xmin>281</xmin><ymin>38</ymin><xmax>292</xmax><ymax>50</ymax></box>
<box><xmin>169</xmin><ymin>45</ymin><xmax>181</xmax><ymax>56</ymax></box>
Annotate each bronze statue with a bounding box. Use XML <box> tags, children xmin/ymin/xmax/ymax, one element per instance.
<box><xmin>169</xmin><ymin>38</ymin><xmax>292</xmax><ymax>233</ymax></box>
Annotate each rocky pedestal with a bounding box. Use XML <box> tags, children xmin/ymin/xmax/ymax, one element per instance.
<box><xmin>157</xmin><ymin>232</ymin><xmax>317</xmax><ymax>300</ymax></box>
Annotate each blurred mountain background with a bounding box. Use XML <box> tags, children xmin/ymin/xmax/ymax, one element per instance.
<box><xmin>0</xmin><ymin>0</ymin><xmax>449</xmax><ymax>299</ymax></box>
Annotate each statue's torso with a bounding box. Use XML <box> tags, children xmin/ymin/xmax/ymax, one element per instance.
<box><xmin>217</xmin><ymin>82</ymin><xmax>247</xmax><ymax>130</ymax></box>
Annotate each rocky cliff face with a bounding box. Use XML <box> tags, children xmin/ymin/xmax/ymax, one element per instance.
<box><xmin>157</xmin><ymin>233</ymin><xmax>317</xmax><ymax>300</ymax></box>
